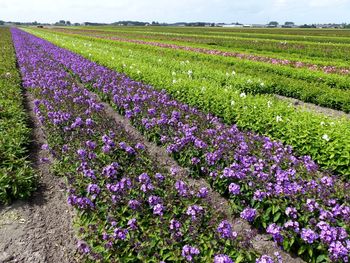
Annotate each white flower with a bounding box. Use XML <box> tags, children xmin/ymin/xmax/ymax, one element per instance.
<box><xmin>201</xmin><ymin>86</ymin><xmax>206</xmax><ymax>92</ymax></box>
<box><xmin>187</xmin><ymin>70</ymin><xmax>192</xmax><ymax>76</ymax></box>
<box><xmin>330</xmin><ymin>122</ymin><xmax>335</xmax><ymax>126</ymax></box>
<box><xmin>111</xmin><ymin>56</ymin><xmax>115</xmax><ymax>60</ymax></box>
<box><xmin>267</xmin><ymin>101</ymin><xmax>272</xmax><ymax>108</ymax></box>
<box><xmin>322</xmin><ymin>134</ymin><xmax>330</xmax><ymax>141</ymax></box>
<box><xmin>247</xmin><ymin>79</ymin><xmax>252</xmax><ymax>84</ymax></box>
<box><xmin>158</xmin><ymin>59</ymin><xmax>162</xmax><ymax>62</ymax></box>
<box><xmin>232</xmin><ymin>70</ymin><xmax>236</xmax><ymax>75</ymax></box>
<box><xmin>172</xmin><ymin>79</ymin><xmax>177</xmax><ymax>84</ymax></box>
<box><xmin>122</xmin><ymin>63</ymin><xmax>126</xmax><ymax>67</ymax></box>
<box><xmin>88</xmin><ymin>53</ymin><xmax>92</xmax><ymax>56</ymax></box>
<box><xmin>130</xmin><ymin>65</ymin><xmax>133</xmax><ymax>69</ymax></box>
<box><xmin>172</xmin><ymin>71</ymin><xmax>176</xmax><ymax>76</ymax></box>
<box><xmin>260</xmin><ymin>82</ymin><xmax>265</xmax><ymax>87</ymax></box>
<box><xmin>320</xmin><ymin>121</ymin><xmax>325</xmax><ymax>126</ymax></box>
<box><xmin>226</xmin><ymin>72</ymin><xmax>230</xmax><ymax>77</ymax></box>
<box><xmin>231</xmin><ymin>100</ymin><xmax>235</xmax><ymax>106</ymax></box>
<box><xmin>276</xmin><ymin>116</ymin><xmax>283</xmax><ymax>122</ymax></box>
<box><xmin>137</xmin><ymin>70</ymin><xmax>141</xmax><ymax>74</ymax></box>
<box><xmin>186</xmin><ymin>60</ymin><xmax>190</xmax><ymax>63</ymax></box>
<box><xmin>240</xmin><ymin>92</ymin><xmax>246</xmax><ymax>98</ymax></box>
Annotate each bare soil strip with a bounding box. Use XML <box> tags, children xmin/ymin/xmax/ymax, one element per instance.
<box><xmin>0</xmin><ymin>92</ymin><xmax>76</xmax><ymax>263</ymax></box>
<box><xmin>275</xmin><ymin>94</ymin><xmax>350</xmax><ymax>119</ymax></box>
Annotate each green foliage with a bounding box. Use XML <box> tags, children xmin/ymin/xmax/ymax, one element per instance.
<box><xmin>0</xmin><ymin>28</ymin><xmax>36</xmax><ymax>203</ymax></box>
<box><xmin>27</xmin><ymin>28</ymin><xmax>350</xmax><ymax>178</ymax></box>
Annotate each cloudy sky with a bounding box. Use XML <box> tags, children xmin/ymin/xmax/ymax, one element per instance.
<box><xmin>0</xmin><ymin>0</ymin><xmax>349</xmax><ymax>24</ymax></box>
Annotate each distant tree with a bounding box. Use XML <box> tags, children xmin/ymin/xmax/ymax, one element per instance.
<box><xmin>268</xmin><ymin>21</ymin><xmax>279</xmax><ymax>27</ymax></box>
<box><xmin>284</xmin><ymin>21</ymin><xmax>294</xmax><ymax>26</ymax></box>
<box><xmin>74</xmin><ymin>23</ymin><xmax>80</xmax><ymax>26</ymax></box>
<box><xmin>0</xmin><ymin>20</ymin><xmax>4</xmax><ymax>25</ymax></box>
<box><xmin>59</xmin><ymin>20</ymin><xmax>65</xmax><ymax>24</ymax></box>
<box><xmin>66</xmin><ymin>21</ymin><xmax>71</xmax><ymax>26</ymax></box>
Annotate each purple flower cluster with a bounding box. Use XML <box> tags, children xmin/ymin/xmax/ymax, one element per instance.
<box><xmin>240</xmin><ymin>208</ymin><xmax>257</xmax><ymax>223</ymax></box>
<box><xmin>217</xmin><ymin>220</ymin><xmax>238</xmax><ymax>240</ymax></box>
<box><xmin>214</xmin><ymin>254</ymin><xmax>234</xmax><ymax>263</ymax></box>
<box><xmin>186</xmin><ymin>205</ymin><xmax>204</xmax><ymax>220</ymax></box>
<box><xmin>182</xmin><ymin>245</ymin><xmax>200</xmax><ymax>262</ymax></box>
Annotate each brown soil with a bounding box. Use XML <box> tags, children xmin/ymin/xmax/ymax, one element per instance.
<box><xmin>275</xmin><ymin>94</ymin><xmax>350</xmax><ymax>119</ymax></box>
<box><xmin>0</xmin><ymin>92</ymin><xmax>76</xmax><ymax>263</ymax></box>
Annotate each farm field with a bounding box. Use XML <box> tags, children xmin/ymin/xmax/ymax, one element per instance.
<box><xmin>1</xmin><ymin>25</ymin><xmax>350</xmax><ymax>263</ymax></box>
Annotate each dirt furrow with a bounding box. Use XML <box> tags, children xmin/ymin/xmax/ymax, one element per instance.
<box><xmin>0</xmin><ymin>92</ymin><xmax>76</xmax><ymax>263</ymax></box>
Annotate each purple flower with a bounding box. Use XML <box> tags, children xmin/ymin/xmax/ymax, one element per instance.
<box><xmin>306</xmin><ymin>199</ymin><xmax>319</xmax><ymax>212</ymax></box>
<box><xmin>102</xmin><ymin>162</ymin><xmax>119</xmax><ymax>178</ymax></box>
<box><xmin>186</xmin><ymin>205</ymin><xmax>204</xmax><ymax>220</ymax></box>
<box><xmin>170</xmin><ymin>219</ymin><xmax>182</xmax><ymax>230</ymax></box>
<box><xmin>301</xmin><ymin>228</ymin><xmax>319</xmax><ymax>244</ymax></box>
<box><xmin>140</xmin><ymin>183</ymin><xmax>154</xmax><ymax>192</ymax></box>
<box><xmin>266</xmin><ymin>223</ymin><xmax>283</xmax><ymax>243</ymax></box>
<box><xmin>284</xmin><ymin>220</ymin><xmax>300</xmax><ymax>233</ymax></box>
<box><xmin>85</xmin><ymin>140</ymin><xmax>96</xmax><ymax>150</ymax></box>
<box><xmin>148</xmin><ymin>195</ymin><xmax>162</xmax><ymax>207</ymax></box>
<box><xmin>127</xmin><ymin>218</ymin><xmax>138</xmax><ymax>230</ymax></box>
<box><xmin>102</xmin><ymin>145</ymin><xmax>111</xmax><ymax>154</ymax></box>
<box><xmin>182</xmin><ymin>245</ymin><xmax>200</xmax><ymax>262</ymax></box>
<box><xmin>113</xmin><ymin>228</ymin><xmax>128</xmax><ymax>240</ymax></box>
<box><xmin>77</xmin><ymin>240</ymin><xmax>90</xmax><ymax>254</ymax></box>
<box><xmin>228</xmin><ymin>183</ymin><xmax>240</xmax><ymax>195</ymax></box>
<box><xmin>87</xmin><ymin>184</ymin><xmax>100</xmax><ymax>195</ymax></box>
<box><xmin>197</xmin><ymin>187</ymin><xmax>208</xmax><ymax>198</ymax></box>
<box><xmin>285</xmin><ymin>207</ymin><xmax>297</xmax><ymax>219</ymax></box>
<box><xmin>217</xmin><ymin>220</ymin><xmax>237</xmax><ymax>239</ymax></box>
<box><xmin>240</xmin><ymin>208</ymin><xmax>257</xmax><ymax>222</ymax></box>
<box><xmin>128</xmin><ymin>200</ymin><xmax>141</xmax><ymax>210</ymax></box>
<box><xmin>138</xmin><ymin>173</ymin><xmax>150</xmax><ymax>184</ymax></box>
<box><xmin>155</xmin><ymin>173</ymin><xmax>164</xmax><ymax>182</ymax></box>
<box><xmin>135</xmin><ymin>143</ymin><xmax>145</xmax><ymax>150</ymax></box>
<box><xmin>77</xmin><ymin>148</ymin><xmax>87</xmax><ymax>159</ymax></box>
<box><xmin>328</xmin><ymin>241</ymin><xmax>349</xmax><ymax>262</ymax></box>
<box><xmin>320</xmin><ymin>176</ymin><xmax>333</xmax><ymax>187</ymax></box>
<box><xmin>214</xmin><ymin>254</ymin><xmax>234</xmax><ymax>263</ymax></box>
<box><xmin>175</xmin><ymin>180</ymin><xmax>188</xmax><ymax>196</ymax></box>
<box><xmin>85</xmin><ymin>118</ymin><xmax>94</xmax><ymax>126</ymax></box>
<box><xmin>153</xmin><ymin>204</ymin><xmax>164</xmax><ymax>216</ymax></box>
<box><xmin>41</xmin><ymin>144</ymin><xmax>49</xmax><ymax>150</ymax></box>
<box><xmin>255</xmin><ymin>255</ymin><xmax>274</xmax><ymax>263</ymax></box>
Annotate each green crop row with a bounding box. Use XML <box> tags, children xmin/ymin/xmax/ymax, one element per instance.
<box><xmin>38</xmin><ymin>28</ymin><xmax>350</xmax><ymax>112</ymax></box>
<box><xmin>27</xmin><ymin>28</ymin><xmax>350</xmax><ymax>177</ymax></box>
<box><xmin>79</xmin><ymin>25</ymin><xmax>350</xmax><ymax>39</ymax></box>
<box><xmin>0</xmin><ymin>27</ymin><xmax>36</xmax><ymax>203</ymax></box>
<box><xmin>59</xmin><ymin>27</ymin><xmax>350</xmax><ymax>70</ymax></box>
<box><xmin>66</xmin><ymin>26</ymin><xmax>350</xmax><ymax>62</ymax></box>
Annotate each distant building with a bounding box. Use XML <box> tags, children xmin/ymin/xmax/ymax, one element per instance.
<box><xmin>251</xmin><ymin>24</ymin><xmax>267</xmax><ymax>28</ymax></box>
<box><xmin>222</xmin><ymin>24</ymin><xmax>243</xmax><ymax>28</ymax></box>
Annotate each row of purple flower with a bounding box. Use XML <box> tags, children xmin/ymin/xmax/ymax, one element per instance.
<box><xmin>11</xmin><ymin>28</ymin><xmax>287</xmax><ymax>262</ymax></box>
